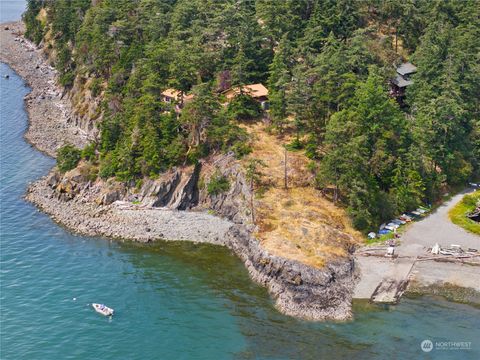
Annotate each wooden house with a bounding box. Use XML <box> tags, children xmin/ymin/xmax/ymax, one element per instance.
<box><xmin>222</xmin><ymin>83</ymin><xmax>269</xmax><ymax>109</ymax></box>
<box><xmin>161</xmin><ymin>88</ymin><xmax>194</xmax><ymax>112</ymax></box>
<box><xmin>390</xmin><ymin>62</ymin><xmax>417</xmax><ymax>105</ymax></box>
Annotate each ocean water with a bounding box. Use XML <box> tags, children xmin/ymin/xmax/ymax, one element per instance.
<box><xmin>0</xmin><ymin>0</ymin><xmax>26</xmax><ymax>23</ymax></box>
<box><xmin>1</xmin><ymin>6</ymin><xmax>480</xmax><ymax>360</ymax></box>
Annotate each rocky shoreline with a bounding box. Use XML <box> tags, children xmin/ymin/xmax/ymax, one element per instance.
<box><xmin>24</xmin><ymin>164</ymin><xmax>357</xmax><ymax>320</ymax></box>
<box><xmin>0</xmin><ymin>22</ymin><xmax>88</xmax><ymax>156</ymax></box>
<box><xmin>25</xmin><ymin>172</ymin><xmax>357</xmax><ymax>320</ymax></box>
<box><xmin>25</xmin><ymin>174</ymin><xmax>233</xmax><ymax>244</ymax></box>
<box><xmin>1</xmin><ymin>21</ymin><xmax>357</xmax><ymax>321</ymax></box>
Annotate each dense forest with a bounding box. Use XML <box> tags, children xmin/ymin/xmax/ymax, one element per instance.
<box><xmin>24</xmin><ymin>0</ymin><xmax>479</xmax><ymax>231</ymax></box>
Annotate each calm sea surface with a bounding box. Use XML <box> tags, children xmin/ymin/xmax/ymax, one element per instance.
<box><xmin>0</xmin><ymin>0</ymin><xmax>25</xmax><ymax>23</ymax></box>
<box><xmin>1</xmin><ymin>2</ymin><xmax>479</xmax><ymax>359</ymax></box>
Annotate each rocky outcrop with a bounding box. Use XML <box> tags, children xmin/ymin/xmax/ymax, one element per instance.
<box><xmin>147</xmin><ymin>164</ymin><xmax>200</xmax><ymax>210</ymax></box>
<box><xmin>67</xmin><ymin>77</ymin><xmax>102</xmax><ymax>139</ymax></box>
<box><xmin>38</xmin><ymin>163</ymin><xmax>357</xmax><ymax>321</ymax></box>
<box><xmin>226</xmin><ymin>225</ymin><xmax>356</xmax><ymax>321</ymax></box>
<box><xmin>26</xmin><ymin>173</ymin><xmax>233</xmax><ymax>244</ymax></box>
<box><xmin>3</xmin><ymin>21</ymin><xmax>357</xmax><ymax>322</ymax></box>
<box><xmin>197</xmin><ymin>153</ymin><xmax>252</xmax><ymax>224</ymax></box>
<box><xmin>43</xmin><ymin>162</ymin><xmax>202</xmax><ymax>210</ymax></box>
<box><xmin>47</xmin><ymin>155</ymin><xmax>248</xmax><ymax>219</ymax></box>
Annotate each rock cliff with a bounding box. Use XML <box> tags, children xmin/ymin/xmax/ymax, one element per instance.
<box><xmin>35</xmin><ymin>154</ymin><xmax>357</xmax><ymax>321</ymax></box>
<box><xmin>3</xmin><ymin>21</ymin><xmax>357</xmax><ymax>321</ymax></box>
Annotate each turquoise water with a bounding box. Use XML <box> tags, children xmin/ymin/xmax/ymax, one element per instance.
<box><xmin>2</xmin><ymin>59</ymin><xmax>480</xmax><ymax>360</ymax></box>
<box><xmin>1</xmin><ymin>7</ymin><xmax>480</xmax><ymax>360</ymax></box>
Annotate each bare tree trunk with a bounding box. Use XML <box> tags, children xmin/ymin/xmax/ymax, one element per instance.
<box><xmin>250</xmin><ymin>179</ymin><xmax>255</xmax><ymax>223</ymax></box>
<box><xmin>284</xmin><ymin>148</ymin><xmax>288</xmax><ymax>190</ymax></box>
<box><xmin>395</xmin><ymin>27</ymin><xmax>398</xmax><ymax>54</ymax></box>
<box><xmin>334</xmin><ymin>166</ymin><xmax>338</xmax><ymax>204</ymax></box>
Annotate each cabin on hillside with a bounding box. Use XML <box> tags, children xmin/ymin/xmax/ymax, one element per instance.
<box><xmin>223</xmin><ymin>83</ymin><xmax>269</xmax><ymax>110</ymax></box>
<box><xmin>390</xmin><ymin>62</ymin><xmax>417</xmax><ymax>105</ymax></box>
<box><xmin>161</xmin><ymin>88</ymin><xmax>194</xmax><ymax>112</ymax></box>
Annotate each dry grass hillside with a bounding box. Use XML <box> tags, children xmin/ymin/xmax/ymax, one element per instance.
<box><xmin>242</xmin><ymin>122</ymin><xmax>362</xmax><ymax>268</ymax></box>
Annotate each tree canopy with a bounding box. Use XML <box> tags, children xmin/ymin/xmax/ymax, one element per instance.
<box><xmin>24</xmin><ymin>0</ymin><xmax>479</xmax><ymax>230</ymax></box>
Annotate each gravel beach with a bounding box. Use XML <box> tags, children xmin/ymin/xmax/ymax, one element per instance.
<box><xmin>25</xmin><ymin>176</ymin><xmax>233</xmax><ymax>244</ymax></box>
<box><xmin>0</xmin><ymin>21</ymin><xmax>88</xmax><ymax>157</ymax></box>
<box><xmin>1</xmin><ymin>21</ymin><xmax>234</xmax><ymax>244</ymax></box>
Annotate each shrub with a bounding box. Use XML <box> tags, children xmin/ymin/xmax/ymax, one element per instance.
<box><xmin>461</xmin><ymin>193</ymin><xmax>478</xmax><ymax>207</ymax></box>
<box><xmin>98</xmin><ymin>153</ymin><xmax>117</xmax><ymax>179</ymax></box>
<box><xmin>304</xmin><ymin>138</ymin><xmax>319</xmax><ymax>159</ymax></box>
<box><xmin>57</xmin><ymin>144</ymin><xmax>81</xmax><ymax>173</ymax></box>
<box><xmin>286</xmin><ymin>138</ymin><xmax>303</xmax><ymax>151</ymax></box>
<box><xmin>87</xmin><ymin>166</ymin><xmax>98</xmax><ymax>182</ymax></box>
<box><xmin>81</xmin><ymin>143</ymin><xmax>96</xmax><ymax>161</ymax></box>
<box><xmin>230</xmin><ymin>142</ymin><xmax>252</xmax><ymax>159</ymax></box>
<box><xmin>89</xmin><ymin>78</ymin><xmax>102</xmax><ymax>97</ymax></box>
<box><xmin>80</xmin><ymin>162</ymin><xmax>99</xmax><ymax>182</ymax></box>
<box><xmin>59</xmin><ymin>71</ymin><xmax>75</xmax><ymax>87</ymax></box>
<box><xmin>207</xmin><ymin>171</ymin><xmax>230</xmax><ymax>196</ymax></box>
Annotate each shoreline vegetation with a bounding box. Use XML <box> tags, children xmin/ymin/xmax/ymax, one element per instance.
<box><xmin>1</xmin><ymin>0</ymin><xmax>479</xmax><ymax>321</ymax></box>
<box><xmin>449</xmin><ymin>191</ymin><xmax>480</xmax><ymax>235</ymax></box>
<box><xmin>20</xmin><ymin>0</ymin><xmax>479</xmax><ymax>234</ymax></box>
<box><xmin>0</xmin><ymin>21</ymin><xmax>359</xmax><ymax>321</ymax></box>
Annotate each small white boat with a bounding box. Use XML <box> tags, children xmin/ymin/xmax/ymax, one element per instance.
<box><xmin>92</xmin><ymin>303</ymin><xmax>114</xmax><ymax>316</ymax></box>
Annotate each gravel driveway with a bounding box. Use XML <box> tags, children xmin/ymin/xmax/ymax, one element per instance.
<box><xmin>354</xmin><ymin>189</ymin><xmax>480</xmax><ymax>301</ymax></box>
<box><xmin>400</xmin><ymin>189</ymin><xmax>479</xmax><ymax>256</ymax></box>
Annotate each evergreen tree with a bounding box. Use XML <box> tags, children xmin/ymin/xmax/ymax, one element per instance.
<box><xmin>23</xmin><ymin>0</ymin><xmax>479</xmax><ymax>230</ymax></box>
<box><xmin>268</xmin><ymin>36</ymin><xmax>292</xmax><ymax>129</ymax></box>
<box><xmin>320</xmin><ymin>68</ymin><xmax>412</xmax><ymax>227</ymax></box>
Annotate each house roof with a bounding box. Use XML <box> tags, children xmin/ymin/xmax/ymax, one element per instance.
<box><xmin>396</xmin><ymin>62</ymin><xmax>417</xmax><ymax>76</ymax></box>
<box><xmin>224</xmin><ymin>83</ymin><xmax>269</xmax><ymax>100</ymax></box>
<box><xmin>161</xmin><ymin>88</ymin><xmax>182</xmax><ymax>100</ymax></box>
<box><xmin>161</xmin><ymin>88</ymin><xmax>194</xmax><ymax>102</ymax></box>
<box><xmin>393</xmin><ymin>74</ymin><xmax>413</xmax><ymax>88</ymax></box>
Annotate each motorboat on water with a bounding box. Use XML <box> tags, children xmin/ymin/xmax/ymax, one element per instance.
<box><xmin>92</xmin><ymin>303</ymin><xmax>114</xmax><ymax>316</ymax></box>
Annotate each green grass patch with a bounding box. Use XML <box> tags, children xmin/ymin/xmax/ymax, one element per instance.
<box><xmin>448</xmin><ymin>191</ymin><xmax>480</xmax><ymax>235</ymax></box>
